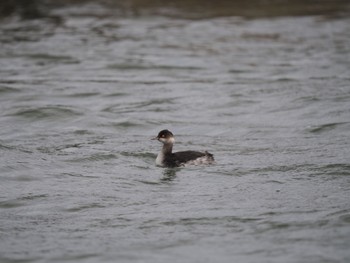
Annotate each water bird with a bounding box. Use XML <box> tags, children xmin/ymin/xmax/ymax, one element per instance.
<box><xmin>152</xmin><ymin>129</ymin><xmax>215</xmax><ymax>167</ymax></box>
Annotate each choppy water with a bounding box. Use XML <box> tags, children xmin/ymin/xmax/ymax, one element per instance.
<box><xmin>1</xmin><ymin>1</ymin><xmax>350</xmax><ymax>262</ymax></box>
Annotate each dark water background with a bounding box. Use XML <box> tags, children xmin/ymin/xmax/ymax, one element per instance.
<box><xmin>1</xmin><ymin>1</ymin><xmax>350</xmax><ymax>262</ymax></box>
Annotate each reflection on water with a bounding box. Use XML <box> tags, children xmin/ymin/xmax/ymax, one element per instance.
<box><xmin>161</xmin><ymin>168</ymin><xmax>179</xmax><ymax>182</ymax></box>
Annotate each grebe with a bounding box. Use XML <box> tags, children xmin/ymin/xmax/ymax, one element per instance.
<box><xmin>152</xmin><ymin>129</ymin><xmax>215</xmax><ymax>167</ymax></box>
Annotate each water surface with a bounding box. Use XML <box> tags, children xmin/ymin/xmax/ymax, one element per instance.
<box><xmin>1</xmin><ymin>1</ymin><xmax>350</xmax><ymax>262</ymax></box>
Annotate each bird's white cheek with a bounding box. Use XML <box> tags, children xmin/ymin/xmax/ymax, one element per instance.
<box><xmin>158</xmin><ymin>138</ymin><xmax>167</xmax><ymax>143</ymax></box>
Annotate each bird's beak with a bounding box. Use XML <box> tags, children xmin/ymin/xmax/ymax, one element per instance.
<box><xmin>151</xmin><ymin>136</ymin><xmax>158</xmax><ymax>140</ymax></box>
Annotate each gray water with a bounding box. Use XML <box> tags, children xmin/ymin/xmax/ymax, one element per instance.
<box><xmin>1</xmin><ymin>1</ymin><xmax>350</xmax><ymax>262</ymax></box>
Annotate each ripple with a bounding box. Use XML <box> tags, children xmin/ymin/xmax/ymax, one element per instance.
<box><xmin>0</xmin><ymin>256</ymin><xmax>40</xmax><ymax>263</ymax></box>
<box><xmin>120</xmin><ymin>151</ymin><xmax>155</xmax><ymax>159</ymax></box>
<box><xmin>103</xmin><ymin>92</ymin><xmax>128</xmax><ymax>97</ymax></box>
<box><xmin>161</xmin><ymin>216</ymin><xmax>260</xmax><ymax>227</ymax></box>
<box><xmin>107</xmin><ymin>63</ymin><xmax>202</xmax><ymax>71</ymax></box>
<box><xmin>0</xmin><ymin>142</ymin><xmax>33</xmax><ymax>154</ymax></box>
<box><xmin>315</xmin><ymin>163</ymin><xmax>350</xmax><ymax>176</ymax></box>
<box><xmin>24</xmin><ymin>53</ymin><xmax>80</xmax><ymax>64</ymax></box>
<box><xmin>67</xmin><ymin>153</ymin><xmax>118</xmax><ymax>163</ymax></box>
<box><xmin>64</xmin><ymin>92</ymin><xmax>100</xmax><ymax>98</ymax></box>
<box><xmin>339</xmin><ymin>214</ymin><xmax>350</xmax><ymax>224</ymax></box>
<box><xmin>56</xmin><ymin>172</ymin><xmax>100</xmax><ymax>179</ymax></box>
<box><xmin>0</xmin><ymin>199</ymin><xmax>24</xmax><ymax>209</ymax></box>
<box><xmin>64</xmin><ymin>203</ymin><xmax>106</xmax><ymax>212</ymax></box>
<box><xmin>102</xmin><ymin>98</ymin><xmax>175</xmax><ymax>113</ymax></box>
<box><xmin>308</xmin><ymin>122</ymin><xmax>349</xmax><ymax>134</ymax></box>
<box><xmin>51</xmin><ymin>253</ymin><xmax>100</xmax><ymax>262</ymax></box>
<box><xmin>0</xmin><ymin>86</ymin><xmax>21</xmax><ymax>94</ymax></box>
<box><xmin>8</xmin><ymin>106</ymin><xmax>82</xmax><ymax>121</ymax></box>
<box><xmin>110</xmin><ymin>121</ymin><xmax>143</xmax><ymax>129</ymax></box>
<box><xmin>0</xmin><ymin>194</ymin><xmax>48</xmax><ymax>209</ymax></box>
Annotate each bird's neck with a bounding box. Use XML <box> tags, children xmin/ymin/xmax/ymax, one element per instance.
<box><xmin>156</xmin><ymin>142</ymin><xmax>173</xmax><ymax>166</ymax></box>
<box><xmin>161</xmin><ymin>142</ymin><xmax>173</xmax><ymax>155</ymax></box>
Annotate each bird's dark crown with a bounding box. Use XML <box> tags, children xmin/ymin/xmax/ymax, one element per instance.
<box><xmin>157</xmin><ymin>129</ymin><xmax>174</xmax><ymax>139</ymax></box>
